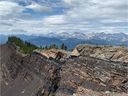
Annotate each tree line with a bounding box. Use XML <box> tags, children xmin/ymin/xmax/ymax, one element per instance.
<box><xmin>40</xmin><ymin>43</ymin><xmax>67</xmax><ymax>50</ymax></box>
<box><xmin>7</xmin><ymin>36</ymin><xmax>68</xmax><ymax>54</ymax></box>
<box><xmin>7</xmin><ymin>36</ymin><xmax>38</xmax><ymax>54</ymax></box>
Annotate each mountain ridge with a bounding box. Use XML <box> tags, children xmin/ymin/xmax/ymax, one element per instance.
<box><xmin>1</xmin><ymin>43</ymin><xmax>128</xmax><ymax>96</ymax></box>
<box><xmin>1</xmin><ymin>32</ymin><xmax>128</xmax><ymax>49</ymax></box>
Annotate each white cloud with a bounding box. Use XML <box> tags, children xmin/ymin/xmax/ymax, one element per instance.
<box><xmin>101</xmin><ymin>19</ymin><xmax>127</xmax><ymax>23</ymax></box>
<box><xmin>26</xmin><ymin>3</ymin><xmax>52</xmax><ymax>12</ymax></box>
<box><xmin>64</xmin><ymin>0</ymin><xmax>128</xmax><ymax>20</ymax></box>
<box><xmin>0</xmin><ymin>0</ymin><xmax>127</xmax><ymax>35</ymax></box>
<box><xmin>43</xmin><ymin>15</ymin><xmax>66</xmax><ymax>24</ymax></box>
<box><xmin>0</xmin><ymin>1</ymin><xmax>24</xmax><ymax>16</ymax></box>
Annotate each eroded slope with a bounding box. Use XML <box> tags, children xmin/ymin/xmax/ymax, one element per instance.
<box><xmin>0</xmin><ymin>44</ymin><xmax>128</xmax><ymax>96</ymax></box>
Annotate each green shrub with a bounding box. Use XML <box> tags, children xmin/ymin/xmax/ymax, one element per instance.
<box><xmin>7</xmin><ymin>36</ymin><xmax>38</xmax><ymax>54</ymax></box>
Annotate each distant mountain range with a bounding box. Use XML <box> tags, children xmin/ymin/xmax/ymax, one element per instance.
<box><xmin>0</xmin><ymin>32</ymin><xmax>128</xmax><ymax>49</ymax></box>
<box><xmin>47</xmin><ymin>32</ymin><xmax>128</xmax><ymax>41</ymax></box>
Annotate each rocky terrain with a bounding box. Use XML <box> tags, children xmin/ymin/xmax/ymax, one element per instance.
<box><xmin>34</xmin><ymin>49</ymin><xmax>70</xmax><ymax>60</ymax></box>
<box><xmin>58</xmin><ymin>56</ymin><xmax>128</xmax><ymax>96</ymax></box>
<box><xmin>0</xmin><ymin>44</ymin><xmax>128</xmax><ymax>96</ymax></box>
<box><xmin>72</xmin><ymin>44</ymin><xmax>128</xmax><ymax>63</ymax></box>
<box><xmin>0</xmin><ymin>44</ymin><xmax>61</xmax><ymax>96</ymax></box>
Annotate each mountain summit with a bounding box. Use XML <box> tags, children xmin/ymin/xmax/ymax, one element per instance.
<box><xmin>1</xmin><ymin>42</ymin><xmax>128</xmax><ymax>96</ymax></box>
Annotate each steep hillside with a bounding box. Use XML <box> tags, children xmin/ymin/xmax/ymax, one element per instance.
<box><xmin>0</xmin><ymin>44</ymin><xmax>128</xmax><ymax>96</ymax></box>
<box><xmin>0</xmin><ymin>44</ymin><xmax>61</xmax><ymax>96</ymax></box>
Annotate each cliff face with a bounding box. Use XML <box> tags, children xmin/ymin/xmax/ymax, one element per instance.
<box><xmin>0</xmin><ymin>44</ymin><xmax>128</xmax><ymax>96</ymax></box>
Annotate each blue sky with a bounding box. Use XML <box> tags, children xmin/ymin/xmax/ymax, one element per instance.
<box><xmin>0</xmin><ymin>0</ymin><xmax>127</xmax><ymax>35</ymax></box>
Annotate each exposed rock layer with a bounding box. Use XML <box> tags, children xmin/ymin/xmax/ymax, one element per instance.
<box><xmin>0</xmin><ymin>44</ymin><xmax>128</xmax><ymax>96</ymax></box>
<box><xmin>0</xmin><ymin>44</ymin><xmax>61</xmax><ymax>96</ymax></box>
<box><xmin>58</xmin><ymin>56</ymin><xmax>128</xmax><ymax>95</ymax></box>
<box><xmin>73</xmin><ymin>44</ymin><xmax>128</xmax><ymax>63</ymax></box>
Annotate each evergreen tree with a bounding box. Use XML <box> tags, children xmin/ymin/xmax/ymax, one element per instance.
<box><xmin>49</xmin><ymin>44</ymin><xmax>59</xmax><ymax>49</ymax></box>
<box><xmin>7</xmin><ymin>36</ymin><xmax>38</xmax><ymax>54</ymax></box>
<box><xmin>40</xmin><ymin>46</ymin><xmax>42</xmax><ymax>49</ymax></box>
<box><xmin>45</xmin><ymin>45</ymin><xmax>48</xmax><ymax>50</ymax></box>
<box><xmin>60</xmin><ymin>43</ymin><xmax>67</xmax><ymax>50</ymax></box>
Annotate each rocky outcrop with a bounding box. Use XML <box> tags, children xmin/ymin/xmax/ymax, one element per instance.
<box><xmin>56</xmin><ymin>56</ymin><xmax>128</xmax><ymax>95</ymax></box>
<box><xmin>0</xmin><ymin>44</ymin><xmax>22</xmax><ymax>83</ymax></box>
<box><xmin>72</xmin><ymin>44</ymin><xmax>128</xmax><ymax>63</ymax></box>
<box><xmin>0</xmin><ymin>44</ymin><xmax>61</xmax><ymax>96</ymax></box>
<box><xmin>71</xmin><ymin>48</ymin><xmax>80</xmax><ymax>57</ymax></box>
<box><xmin>1</xmin><ymin>44</ymin><xmax>128</xmax><ymax>96</ymax></box>
<box><xmin>34</xmin><ymin>49</ymin><xmax>70</xmax><ymax>60</ymax></box>
<box><xmin>22</xmin><ymin>52</ymin><xmax>61</xmax><ymax>96</ymax></box>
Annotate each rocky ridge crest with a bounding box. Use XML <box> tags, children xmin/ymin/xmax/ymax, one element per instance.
<box><xmin>0</xmin><ymin>44</ymin><xmax>128</xmax><ymax>96</ymax></box>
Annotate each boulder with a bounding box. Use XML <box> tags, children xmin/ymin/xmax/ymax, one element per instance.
<box><xmin>71</xmin><ymin>48</ymin><xmax>80</xmax><ymax>57</ymax></box>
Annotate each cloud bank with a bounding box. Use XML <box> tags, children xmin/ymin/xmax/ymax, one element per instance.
<box><xmin>0</xmin><ymin>0</ymin><xmax>127</xmax><ymax>35</ymax></box>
